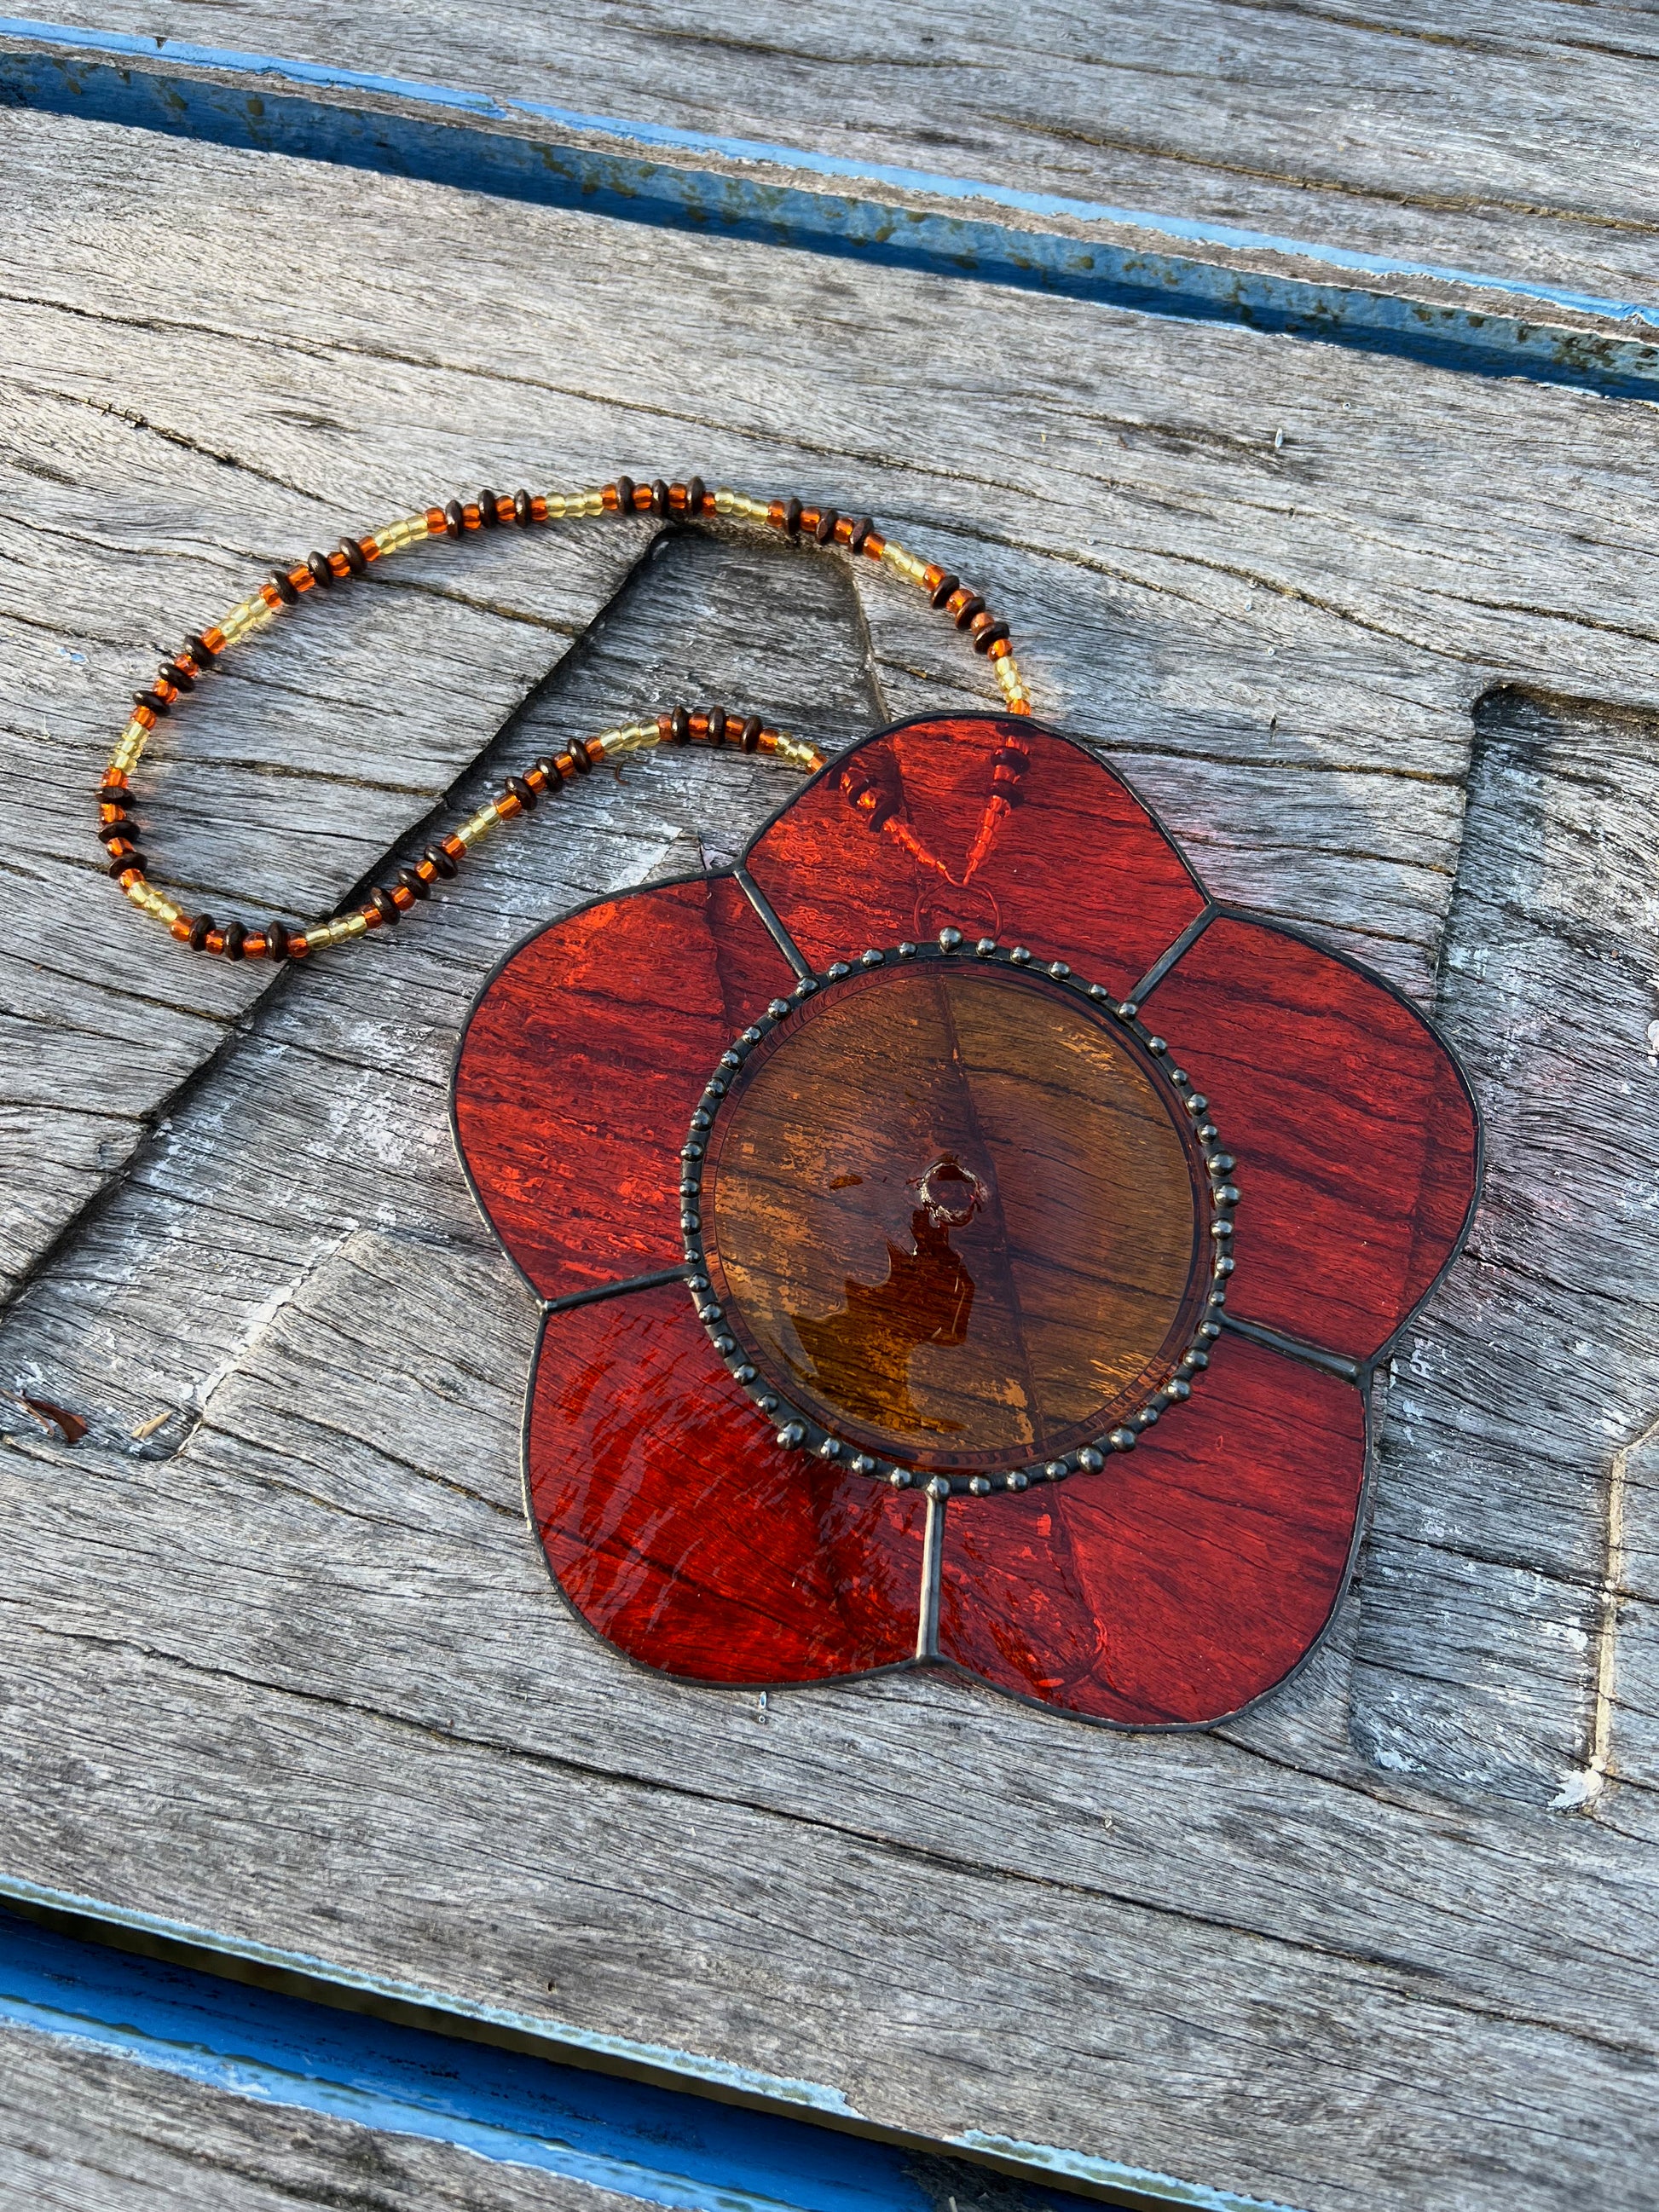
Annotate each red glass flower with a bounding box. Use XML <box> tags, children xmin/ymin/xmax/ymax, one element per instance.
<box><xmin>453</xmin><ymin>715</ymin><xmax>1479</xmax><ymax>1727</ymax></box>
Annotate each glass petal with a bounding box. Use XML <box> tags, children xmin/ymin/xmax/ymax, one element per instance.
<box><xmin>528</xmin><ymin>1282</ymin><xmax>928</xmax><ymax>1683</ymax></box>
<box><xmin>937</xmin><ymin>1331</ymin><xmax>1364</xmax><ymax>1725</ymax></box>
<box><xmin>745</xmin><ymin>715</ymin><xmax>1204</xmax><ymax>994</ymax></box>
<box><xmin>1140</xmin><ymin>916</ymin><xmax>1479</xmax><ymax>1359</ymax></box>
<box><xmin>453</xmin><ymin>876</ymin><xmax>796</xmax><ymax>1302</ymax></box>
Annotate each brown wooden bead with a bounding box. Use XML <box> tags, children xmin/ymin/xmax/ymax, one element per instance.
<box><xmin>513</xmin><ymin>490</ymin><xmax>533</xmax><ymax>526</ymax></box>
<box><xmin>97</xmin><ymin>820</ymin><xmax>133</xmax><ymax>845</ymax></box>
<box><xmin>610</xmin><ymin>476</ymin><xmax>635</xmax><ymax>515</ymax></box>
<box><xmin>222</xmin><ymin>921</ymin><xmax>246</xmax><ymax>961</ymax></box>
<box><xmin>478</xmin><ymin>488</ymin><xmax>501</xmax><ymax>528</ymax></box>
<box><xmin>813</xmin><ymin>508</ymin><xmax>839</xmax><ymax>545</ymax></box>
<box><xmin>529</xmin><ymin>757</ymin><xmax>565</xmax><ymax>793</ymax></box>
<box><xmin>569</xmin><ymin>736</ymin><xmax>594</xmax><ymax>773</ymax></box>
<box><xmin>973</xmin><ymin>620</ymin><xmax>1011</xmax><ymax>654</ymax></box>
<box><xmin>741</xmin><ymin>715</ymin><xmax>763</xmax><ymax>754</ymax></box>
<box><xmin>443</xmin><ymin>500</ymin><xmax>465</xmax><ymax>538</ymax></box>
<box><xmin>338</xmin><ymin>537</ymin><xmax>368</xmax><ymax>575</ymax></box>
<box><xmin>107</xmin><ymin>850</ymin><xmax>145</xmax><ymax>876</ymax></box>
<box><xmin>268</xmin><ymin>569</ymin><xmax>299</xmax><ymax>605</ymax></box>
<box><xmin>650</xmin><ymin>478</ymin><xmax>671</xmax><ymax>517</ymax></box>
<box><xmin>267</xmin><ymin>921</ymin><xmax>292</xmax><ymax>961</ymax></box>
<box><xmin>685</xmin><ymin>475</ymin><xmax>707</xmax><ymax>516</ymax></box>
<box><xmin>930</xmin><ymin>572</ymin><xmax>961</xmax><ymax>609</ymax></box>
<box><xmin>951</xmin><ymin>594</ymin><xmax>987</xmax><ymax>628</ymax></box>
<box><xmin>367</xmin><ymin>887</ymin><xmax>400</xmax><ymax>926</ymax></box>
<box><xmin>708</xmin><ymin>706</ymin><xmax>727</xmax><ymax>745</ymax></box>
<box><xmin>136</xmin><ymin>690</ymin><xmax>170</xmax><ymax>716</ymax></box>
<box><xmin>188</xmin><ymin>914</ymin><xmax>214</xmax><ymax>951</ymax></box>
<box><xmin>670</xmin><ymin>707</ymin><xmax>691</xmax><ymax>747</ymax></box>
<box><xmin>160</xmin><ymin>660</ymin><xmax>195</xmax><ymax>692</ymax></box>
<box><xmin>185</xmin><ymin>632</ymin><xmax>218</xmax><ymax>665</ymax></box>
<box><xmin>397</xmin><ymin>869</ymin><xmax>431</xmax><ymax>901</ymax></box>
<box><xmin>507</xmin><ymin>775</ymin><xmax>538</xmax><ymax>811</ymax></box>
<box><xmin>425</xmin><ymin>843</ymin><xmax>459</xmax><ymax>879</ymax></box>
<box><xmin>783</xmin><ymin>496</ymin><xmax>803</xmax><ymax>538</ymax></box>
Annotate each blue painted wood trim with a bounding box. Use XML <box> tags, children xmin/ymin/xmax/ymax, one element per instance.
<box><xmin>3</xmin><ymin>17</ymin><xmax>1658</xmax><ymax>399</ymax></box>
<box><xmin>0</xmin><ymin>1880</ymin><xmax>1300</xmax><ymax>2212</ymax></box>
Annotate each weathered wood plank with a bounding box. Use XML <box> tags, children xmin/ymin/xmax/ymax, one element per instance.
<box><xmin>0</xmin><ymin>2020</ymin><xmax>650</xmax><ymax>2212</ymax></box>
<box><xmin>1</xmin><ymin>107</ymin><xmax>1656</xmax><ymax>2212</ymax></box>
<box><xmin>31</xmin><ymin>0</ymin><xmax>1659</xmax><ymax>311</ymax></box>
<box><xmin>1353</xmin><ymin>685</ymin><xmax>1659</xmax><ymax>1804</ymax></box>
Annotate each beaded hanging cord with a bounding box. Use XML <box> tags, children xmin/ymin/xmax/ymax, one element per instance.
<box><xmin>101</xmin><ymin>476</ymin><xmax>1033</xmax><ymax>963</ymax></box>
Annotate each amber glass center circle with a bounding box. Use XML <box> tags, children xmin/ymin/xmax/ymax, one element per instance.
<box><xmin>702</xmin><ymin>963</ymin><xmax>1205</xmax><ymax>1472</ymax></box>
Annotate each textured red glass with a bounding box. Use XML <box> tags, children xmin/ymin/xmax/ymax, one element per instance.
<box><xmin>937</xmin><ymin>1331</ymin><xmax>1365</xmax><ymax>1724</ymax></box>
<box><xmin>705</xmin><ymin>962</ymin><xmax>1205</xmax><ymax>1469</ymax></box>
<box><xmin>528</xmin><ymin>1282</ymin><xmax>927</xmax><ymax>1682</ymax></box>
<box><xmin>1141</xmin><ymin>916</ymin><xmax>1479</xmax><ymax>1360</ymax></box>
<box><xmin>453</xmin><ymin>876</ymin><xmax>795</xmax><ymax>1302</ymax></box>
<box><xmin>744</xmin><ymin>716</ymin><xmax>1204</xmax><ymax>994</ymax></box>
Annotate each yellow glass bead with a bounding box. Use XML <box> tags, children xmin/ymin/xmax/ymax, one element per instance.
<box><xmin>456</xmin><ymin>804</ymin><xmax>500</xmax><ymax>847</ymax></box>
<box><xmin>219</xmin><ymin>593</ymin><xmax>277</xmax><ymax>645</ymax></box>
<box><xmin>880</xmin><ymin>542</ymin><xmax>928</xmax><ymax>584</ymax></box>
<box><xmin>596</xmin><ymin>722</ymin><xmax>646</xmax><ymax>758</ymax></box>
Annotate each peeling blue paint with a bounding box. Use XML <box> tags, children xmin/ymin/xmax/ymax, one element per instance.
<box><xmin>0</xmin><ymin>1877</ymin><xmax>1304</xmax><ymax>2212</ymax></box>
<box><xmin>0</xmin><ymin>1908</ymin><xmax>906</xmax><ymax>2212</ymax></box>
<box><xmin>1</xmin><ymin>16</ymin><xmax>1657</xmax><ymax>397</ymax></box>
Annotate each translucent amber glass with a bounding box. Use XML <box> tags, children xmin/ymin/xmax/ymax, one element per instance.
<box><xmin>704</xmin><ymin>965</ymin><xmax>1205</xmax><ymax>1471</ymax></box>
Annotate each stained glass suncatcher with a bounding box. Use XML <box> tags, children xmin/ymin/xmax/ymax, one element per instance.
<box><xmin>453</xmin><ymin>714</ymin><xmax>1481</xmax><ymax>1727</ymax></box>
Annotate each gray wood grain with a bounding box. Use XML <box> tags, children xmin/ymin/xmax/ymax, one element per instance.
<box><xmin>1354</xmin><ymin>686</ymin><xmax>1659</xmax><ymax>1807</ymax></box>
<box><xmin>37</xmin><ymin>0</ymin><xmax>1659</xmax><ymax>310</ymax></box>
<box><xmin>0</xmin><ymin>2019</ymin><xmax>655</xmax><ymax>2212</ymax></box>
<box><xmin>2</xmin><ymin>105</ymin><xmax>1657</xmax><ymax>2212</ymax></box>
